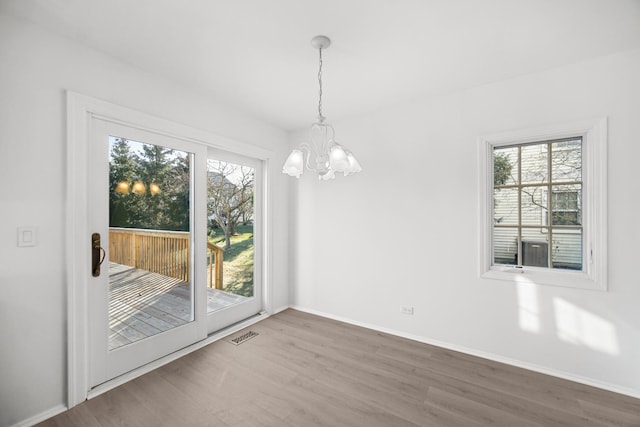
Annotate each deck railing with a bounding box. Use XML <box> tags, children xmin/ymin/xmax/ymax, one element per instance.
<box><xmin>207</xmin><ymin>242</ymin><xmax>224</xmax><ymax>290</ymax></box>
<box><xmin>109</xmin><ymin>228</ymin><xmax>224</xmax><ymax>289</ymax></box>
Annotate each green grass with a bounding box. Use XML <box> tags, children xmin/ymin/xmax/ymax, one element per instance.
<box><xmin>209</xmin><ymin>225</ymin><xmax>254</xmax><ymax>297</ymax></box>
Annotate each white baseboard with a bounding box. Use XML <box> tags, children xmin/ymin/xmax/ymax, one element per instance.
<box><xmin>290</xmin><ymin>305</ymin><xmax>640</xmax><ymax>400</ymax></box>
<box><xmin>271</xmin><ymin>305</ymin><xmax>290</xmax><ymax>315</ymax></box>
<box><xmin>11</xmin><ymin>404</ymin><xmax>67</xmax><ymax>427</ymax></box>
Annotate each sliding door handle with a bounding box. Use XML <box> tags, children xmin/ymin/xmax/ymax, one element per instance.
<box><xmin>92</xmin><ymin>233</ymin><xmax>106</xmax><ymax>277</ymax></box>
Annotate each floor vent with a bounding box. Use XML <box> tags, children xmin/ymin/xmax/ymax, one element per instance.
<box><xmin>228</xmin><ymin>330</ymin><xmax>259</xmax><ymax>346</ymax></box>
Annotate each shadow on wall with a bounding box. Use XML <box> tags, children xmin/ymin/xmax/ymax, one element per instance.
<box><xmin>515</xmin><ymin>275</ymin><xmax>620</xmax><ymax>356</ymax></box>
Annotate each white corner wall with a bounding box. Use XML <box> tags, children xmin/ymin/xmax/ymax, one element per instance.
<box><xmin>0</xmin><ymin>14</ymin><xmax>290</xmax><ymax>426</ymax></box>
<box><xmin>292</xmin><ymin>48</ymin><xmax>640</xmax><ymax>396</ymax></box>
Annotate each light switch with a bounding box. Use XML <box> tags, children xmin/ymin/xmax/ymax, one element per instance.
<box><xmin>18</xmin><ymin>227</ymin><xmax>37</xmax><ymax>247</ymax></box>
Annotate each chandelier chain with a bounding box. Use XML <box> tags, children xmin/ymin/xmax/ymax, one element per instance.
<box><xmin>318</xmin><ymin>47</ymin><xmax>324</xmax><ymax>121</ymax></box>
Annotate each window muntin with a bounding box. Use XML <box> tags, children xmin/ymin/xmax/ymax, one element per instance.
<box><xmin>492</xmin><ymin>138</ymin><xmax>583</xmax><ymax>271</ymax></box>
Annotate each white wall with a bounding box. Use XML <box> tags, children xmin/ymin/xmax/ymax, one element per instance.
<box><xmin>292</xmin><ymin>48</ymin><xmax>640</xmax><ymax>396</ymax></box>
<box><xmin>0</xmin><ymin>14</ymin><xmax>290</xmax><ymax>426</ymax></box>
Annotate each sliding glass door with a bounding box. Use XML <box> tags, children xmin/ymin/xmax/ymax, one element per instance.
<box><xmin>206</xmin><ymin>148</ymin><xmax>263</xmax><ymax>333</ymax></box>
<box><xmin>88</xmin><ymin>118</ymin><xmax>208</xmax><ymax>387</ymax></box>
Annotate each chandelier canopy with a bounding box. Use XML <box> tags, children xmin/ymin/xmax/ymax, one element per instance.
<box><xmin>282</xmin><ymin>35</ymin><xmax>362</xmax><ymax>180</ymax></box>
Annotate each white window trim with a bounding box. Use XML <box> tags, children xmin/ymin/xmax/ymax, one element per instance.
<box><xmin>478</xmin><ymin>118</ymin><xmax>607</xmax><ymax>291</ymax></box>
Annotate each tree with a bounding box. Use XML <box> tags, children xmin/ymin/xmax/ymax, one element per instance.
<box><xmin>167</xmin><ymin>153</ymin><xmax>191</xmax><ymax>231</ymax></box>
<box><xmin>207</xmin><ymin>161</ymin><xmax>254</xmax><ymax>250</ymax></box>
<box><xmin>519</xmin><ymin>142</ymin><xmax>582</xmax><ymax>224</ymax></box>
<box><xmin>137</xmin><ymin>143</ymin><xmax>189</xmax><ymax>231</ymax></box>
<box><xmin>240</xmin><ymin>190</ymin><xmax>254</xmax><ymax>226</ymax></box>
<box><xmin>109</xmin><ymin>138</ymin><xmax>139</xmax><ymax>227</ymax></box>
<box><xmin>108</xmin><ymin>137</ymin><xmax>190</xmax><ymax>231</ymax></box>
<box><xmin>493</xmin><ymin>152</ymin><xmax>514</xmax><ymax>224</ymax></box>
<box><xmin>493</xmin><ymin>152</ymin><xmax>513</xmax><ymax>186</ymax></box>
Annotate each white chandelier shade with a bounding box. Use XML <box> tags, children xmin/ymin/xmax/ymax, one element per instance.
<box><xmin>282</xmin><ymin>149</ymin><xmax>304</xmax><ymax>178</ymax></box>
<box><xmin>283</xmin><ymin>35</ymin><xmax>362</xmax><ymax>180</ymax></box>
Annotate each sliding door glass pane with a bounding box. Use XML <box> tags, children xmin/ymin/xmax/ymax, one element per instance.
<box><xmin>108</xmin><ymin>136</ymin><xmax>192</xmax><ymax>350</ymax></box>
<box><xmin>206</xmin><ymin>159</ymin><xmax>255</xmax><ymax>313</ymax></box>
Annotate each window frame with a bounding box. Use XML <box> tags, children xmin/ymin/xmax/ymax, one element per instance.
<box><xmin>478</xmin><ymin>118</ymin><xmax>607</xmax><ymax>290</ymax></box>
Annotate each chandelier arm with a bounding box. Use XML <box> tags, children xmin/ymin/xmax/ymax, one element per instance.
<box><xmin>298</xmin><ymin>143</ymin><xmax>317</xmax><ymax>172</ymax></box>
<box><xmin>306</xmin><ymin>149</ymin><xmax>315</xmax><ymax>172</ymax></box>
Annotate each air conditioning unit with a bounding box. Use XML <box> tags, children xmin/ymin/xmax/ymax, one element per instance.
<box><xmin>521</xmin><ymin>240</ymin><xmax>548</xmax><ymax>267</ymax></box>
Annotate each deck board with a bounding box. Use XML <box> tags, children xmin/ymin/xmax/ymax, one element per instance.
<box><xmin>108</xmin><ymin>262</ymin><xmax>249</xmax><ymax>350</ymax></box>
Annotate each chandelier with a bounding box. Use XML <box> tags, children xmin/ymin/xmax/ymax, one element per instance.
<box><xmin>282</xmin><ymin>35</ymin><xmax>362</xmax><ymax>180</ymax></box>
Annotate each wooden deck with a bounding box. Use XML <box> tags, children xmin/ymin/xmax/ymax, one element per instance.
<box><xmin>109</xmin><ymin>263</ymin><xmax>248</xmax><ymax>350</ymax></box>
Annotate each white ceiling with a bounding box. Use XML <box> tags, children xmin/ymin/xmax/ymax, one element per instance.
<box><xmin>2</xmin><ymin>0</ymin><xmax>640</xmax><ymax>130</ymax></box>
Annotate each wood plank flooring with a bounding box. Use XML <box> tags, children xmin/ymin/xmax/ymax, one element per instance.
<box><xmin>39</xmin><ymin>309</ymin><xmax>640</xmax><ymax>426</ymax></box>
<box><xmin>109</xmin><ymin>263</ymin><xmax>249</xmax><ymax>349</ymax></box>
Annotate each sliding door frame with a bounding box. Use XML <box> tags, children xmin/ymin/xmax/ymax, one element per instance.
<box><xmin>66</xmin><ymin>91</ymin><xmax>274</xmax><ymax>408</ymax></box>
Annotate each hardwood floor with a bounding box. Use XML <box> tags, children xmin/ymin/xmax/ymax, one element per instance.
<box><xmin>39</xmin><ymin>309</ymin><xmax>640</xmax><ymax>426</ymax></box>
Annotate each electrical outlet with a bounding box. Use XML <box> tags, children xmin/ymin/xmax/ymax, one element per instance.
<box><xmin>400</xmin><ymin>306</ymin><xmax>414</xmax><ymax>315</ymax></box>
<box><xmin>17</xmin><ymin>226</ymin><xmax>37</xmax><ymax>247</ymax></box>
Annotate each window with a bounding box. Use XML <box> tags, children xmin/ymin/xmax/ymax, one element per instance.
<box><xmin>493</xmin><ymin>138</ymin><xmax>582</xmax><ymax>270</ymax></box>
<box><xmin>478</xmin><ymin>118</ymin><xmax>607</xmax><ymax>290</ymax></box>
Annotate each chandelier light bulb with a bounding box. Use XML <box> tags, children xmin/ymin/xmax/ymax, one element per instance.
<box><xmin>149</xmin><ymin>182</ymin><xmax>161</xmax><ymax>195</ymax></box>
<box><xmin>115</xmin><ymin>180</ymin><xmax>130</xmax><ymax>194</ymax></box>
<box><xmin>132</xmin><ymin>180</ymin><xmax>146</xmax><ymax>194</ymax></box>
